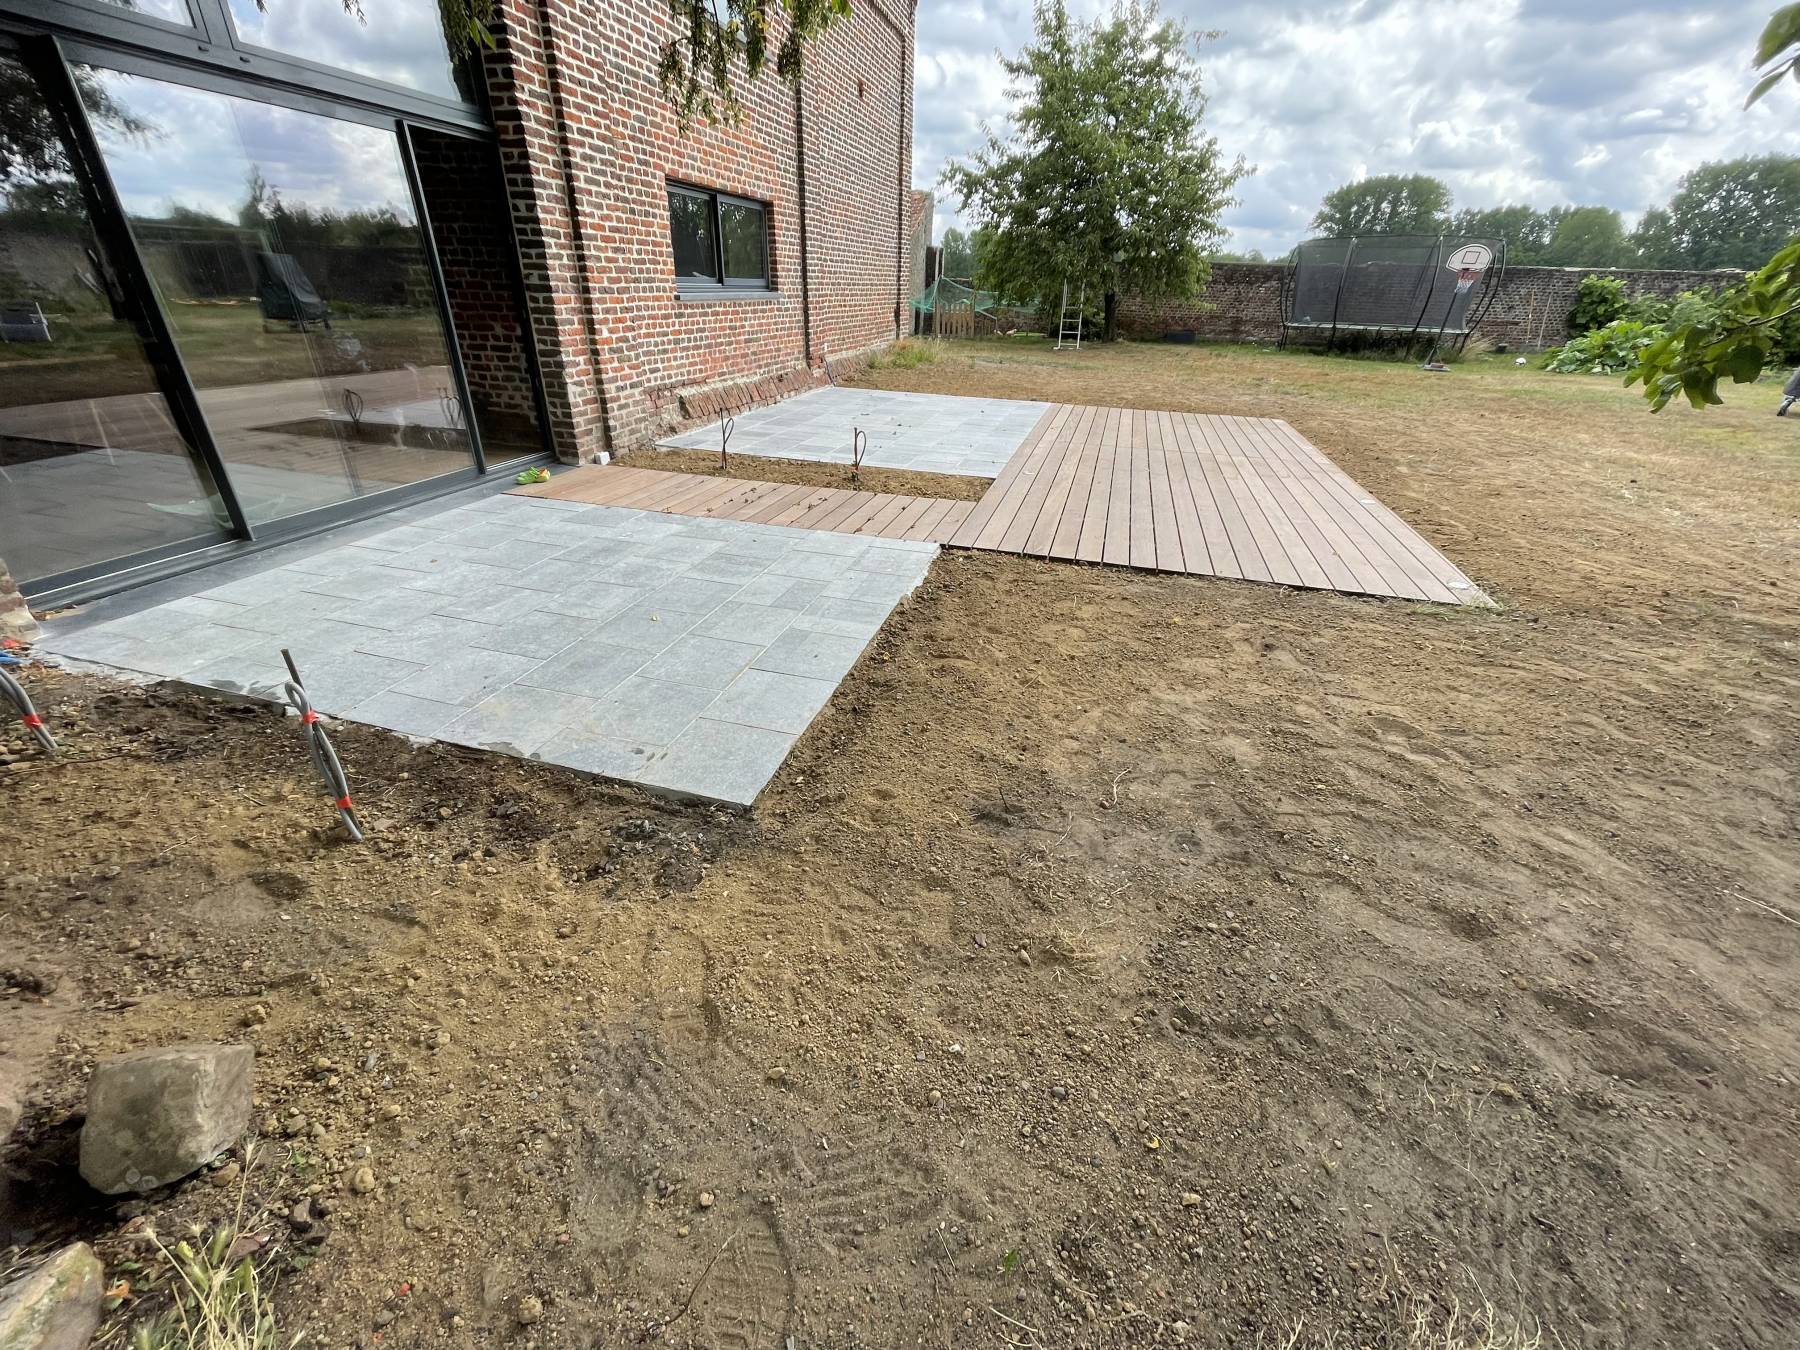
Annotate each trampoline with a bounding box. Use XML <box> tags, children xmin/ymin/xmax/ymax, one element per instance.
<box><xmin>1281</xmin><ymin>234</ymin><xmax>1504</xmax><ymax>351</ymax></box>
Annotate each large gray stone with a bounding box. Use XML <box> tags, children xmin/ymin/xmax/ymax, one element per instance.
<box><xmin>0</xmin><ymin>1242</ymin><xmax>103</xmax><ymax>1350</ymax></box>
<box><xmin>79</xmin><ymin>1043</ymin><xmax>253</xmax><ymax>1195</ymax></box>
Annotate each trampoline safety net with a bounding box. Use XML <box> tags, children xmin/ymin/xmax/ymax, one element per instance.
<box><xmin>1283</xmin><ymin>234</ymin><xmax>1504</xmax><ymax>348</ymax></box>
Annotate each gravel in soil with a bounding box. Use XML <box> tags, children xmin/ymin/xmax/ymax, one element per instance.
<box><xmin>2</xmin><ymin>340</ymin><xmax>1798</xmax><ymax>1350</ymax></box>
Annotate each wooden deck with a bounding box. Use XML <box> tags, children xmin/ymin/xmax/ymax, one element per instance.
<box><xmin>946</xmin><ymin>405</ymin><xmax>1488</xmax><ymax>605</ymax></box>
<box><xmin>513</xmin><ymin>405</ymin><xmax>1488</xmax><ymax>606</ymax></box>
<box><xmin>510</xmin><ymin>463</ymin><xmax>976</xmax><ymax>543</ymax></box>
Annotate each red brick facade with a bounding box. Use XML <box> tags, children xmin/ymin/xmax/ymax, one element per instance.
<box><xmin>483</xmin><ymin>0</ymin><xmax>916</xmax><ymax>463</ymax></box>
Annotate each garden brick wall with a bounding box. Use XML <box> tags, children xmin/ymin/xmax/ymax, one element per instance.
<box><xmin>483</xmin><ymin>0</ymin><xmax>914</xmax><ymax>461</ymax></box>
<box><xmin>1118</xmin><ymin>262</ymin><xmax>1744</xmax><ymax>351</ymax></box>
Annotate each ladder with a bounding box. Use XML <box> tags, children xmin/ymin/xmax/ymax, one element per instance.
<box><xmin>1054</xmin><ymin>278</ymin><xmax>1084</xmax><ymax>351</ymax></box>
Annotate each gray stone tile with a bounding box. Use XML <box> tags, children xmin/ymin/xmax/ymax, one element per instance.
<box><xmin>427</xmin><ymin>585</ymin><xmax>548</xmax><ymax>624</ymax></box>
<box><xmin>704</xmin><ymin>668</ymin><xmax>835</xmax><ymax>735</ymax></box>
<box><xmin>185</xmin><ymin>656</ymin><xmax>287</xmax><ymax>702</ymax></box>
<box><xmin>505</xmin><ymin>557</ymin><xmax>606</xmax><ymax>593</ymax></box>
<box><xmin>537</xmin><ymin>731</ymin><xmax>655</xmax><ymax>781</ymax></box>
<box><xmin>467</xmin><ymin>609</ymin><xmax>595</xmax><ymax>659</ymax></box>
<box><xmin>463</xmin><ymin>537</ymin><xmax>569</xmax><ymax>570</ymax></box>
<box><xmin>195</xmin><ymin>568</ymin><xmax>316</xmax><ymax>606</ymax></box>
<box><xmin>634</xmin><ymin>718</ymin><xmax>797</xmax><ymax>806</ymax></box>
<box><xmin>854</xmin><ymin>548</ymin><xmax>927</xmax><ymax>576</ymax></box>
<box><xmin>637</xmin><ymin>634</ymin><xmax>760</xmax><ymax>690</ymax></box>
<box><xmin>288</xmin><ymin>649</ymin><xmax>424</xmax><ymax>715</ymax></box>
<box><xmin>681</xmin><ymin>553</ymin><xmax>771</xmax><ymax>585</ymax></box>
<box><xmin>282</xmin><ymin>543</ymin><xmax>402</xmax><ymax>577</ymax></box>
<box><xmin>734</xmin><ymin>574</ymin><xmax>829</xmax><ymax>610</ymax></box>
<box><xmin>533</xmin><ymin>582</ymin><xmax>647</xmax><ymax>623</ymax></box>
<box><xmin>606</xmin><ymin>557</ymin><xmax>691</xmax><ymax>589</ymax></box>
<box><xmin>353</xmin><ymin>614</ymin><xmax>500</xmax><ymax>663</ymax></box>
<box><xmin>438</xmin><ymin>686</ymin><xmax>596</xmax><ymax>756</ymax></box>
<box><xmin>693</xmin><ymin>601</ymin><xmax>798</xmax><ymax>646</ymax></box>
<box><xmin>645</xmin><ymin>575</ymin><xmax>743</xmax><ymax>614</ymax></box>
<box><xmin>591</xmin><ymin>600</ymin><xmax>706</xmax><ymax>652</ymax></box>
<box><xmin>568</xmin><ymin>675</ymin><xmax>717</xmax><ymax>746</ymax></box>
<box><xmin>117</xmin><ymin>621</ymin><xmax>271</xmax><ymax>676</ymax></box>
<box><xmin>396</xmin><ymin>559</ymin><xmax>517</xmax><ymax>597</ymax></box>
<box><xmin>517</xmin><ymin>638</ymin><xmax>647</xmax><ymax>698</ymax></box>
<box><xmin>209</xmin><ymin>589</ymin><xmax>355</xmax><ymax>634</ymax></box>
<box><xmin>765</xmin><ymin>549</ymin><xmax>856</xmax><ymax>581</ymax></box>
<box><xmin>342</xmin><ymin>688</ymin><xmax>462</xmax><ymax>738</ymax></box>
<box><xmin>346</xmin><ymin>523</ymin><xmax>451</xmax><ymax>554</ymax></box>
<box><xmin>390</xmin><ymin>647</ymin><xmax>543</xmax><ymax>706</ymax></box>
<box><xmin>752</xmin><ymin>627</ymin><xmax>867</xmax><ymax>682</ymax></box>
<box><xmin>298</xmin><ymin>566</ymin><xmax>426</xmax><ymax>601</ymax></box>
<box><xmin>556</xmin><ymin>537</ymin><xmax>641</xmax><ymax>566</ymax></box>
<box><xmin>232</xmin><ymin>618</ymin><xmax>370</xmax><ymax>669</ymax></box>
<box><xmin>789</xmin><ymin>595</ymin><xmax>891</xmax><ymax>639</ymax></box>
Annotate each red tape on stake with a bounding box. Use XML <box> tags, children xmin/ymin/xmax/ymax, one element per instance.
<box><xmin>335</xmin><ymin>795</ymin><xmax>354</xmax><ymax>811</ymax></box>
<box><xmin>22</xmin><ymin>713</ymin><xmax>44</xmax><ymax>728</ymax></box>
<box><xmin>300</xmin><ymin>710</ymin><xmax>321</xmax><ymax>725</ymax></box>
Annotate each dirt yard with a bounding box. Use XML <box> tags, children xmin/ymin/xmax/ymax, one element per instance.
<box><xmin>4</xmin><ymin>339</ymin><xmax>1798</xmax><ymax>1349</ymax></box>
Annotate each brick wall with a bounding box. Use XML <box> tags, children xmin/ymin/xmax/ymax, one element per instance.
<box><xmin>484</xmin><ymin>0</ymin><xmax>914</xmax><ymax>460</ymax></box>
<box><xmin>0</xmin><ymin>556</ymin><xmax>38</xmax><ymax>641</ymax></box>
<box><xmin>1117</xmin><ymin>261</ymin><xmax>1745</xmax><ymax>351</ymax></box>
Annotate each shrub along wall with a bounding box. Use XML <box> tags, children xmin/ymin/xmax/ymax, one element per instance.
<box><xmin>1116</xmin><ymin>262</ymin><xmax>1745</xmax><ymax>351</ymax></box>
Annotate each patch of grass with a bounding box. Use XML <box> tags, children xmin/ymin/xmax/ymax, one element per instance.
<box><xmin>870</xmin><ymin>338</ymin><xmax>939</xmax><ymax>371</ymax></box>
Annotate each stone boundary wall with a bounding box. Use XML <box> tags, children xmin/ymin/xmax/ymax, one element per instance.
<box><xmin>1117</xmin><ymin>262</ymin><xmax>1745</xmax><ymax>351</ymax></box>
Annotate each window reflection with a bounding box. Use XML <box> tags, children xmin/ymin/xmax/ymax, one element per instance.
<box><xmin>225</xmin><ymin>0</ymin><xmax>473</xmax><ymax>103</ymax></box>
<box><xmin>0</xmin><ymin>55</ymin><xmax>228</xmax><ymax>587</ymax></box>
<box><xmin>81</xmin><ymin>68</ymin><xmax>476</xmax><ymax>526</ymax></box>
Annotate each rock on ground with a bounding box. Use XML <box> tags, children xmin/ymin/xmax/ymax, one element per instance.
<box><xmin>0</xmin><ymin>1243</ymin><xmax>104</xmax><ymax>1350</ymax></box>
<box><xmin>79</xmin><ymin>1043</ymin><xmax>253</xmax><ymax>1195</ymax></box>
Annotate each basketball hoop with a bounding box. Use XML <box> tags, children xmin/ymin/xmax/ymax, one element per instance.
<box><xmin>1453</xmin><ymin>266</ymin><xmax>1482</xmax><ymax>295</ymax></box>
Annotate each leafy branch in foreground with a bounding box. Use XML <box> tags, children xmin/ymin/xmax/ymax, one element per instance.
<box><xmin>1748</xmin><ymin>3</ymin><xmax>1800</xmax><ymax>106</ymax></box>
<box><xmin>657</xmin><ymin>0</ymin><xmax>850</xmax><ymax>126</ymax></box>
<box><xmin>1626</xmin><ymin>240</ymin><xmax>1800</xmax><ymax>410</ymax></box>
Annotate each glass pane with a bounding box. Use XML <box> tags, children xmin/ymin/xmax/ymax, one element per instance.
<box><xmin>80</xmin><ymin>68</ymin><xmax>477</xmax><ymax>526</ymax></box>
<box><xmin>411</xmin><ymin>128</ymin><xmax>544</xmax><ymax>465</ymax></box>
<box><xmin>720</xmin><ymin>201</ymin><xmax>766</xmax><ymax>284</ymax></box>
<box><xmin>225</xmin><ymin>0</ymin><xmax>472</xmax><ymax>103</ymax></box>
<box><xmin>93</xmin><ymin>0</ymin><xmax>193</xmax><ymax>24</ymax></box>
<box><xmin>0</xmin><ymin>55</ymin><xmax>229</xmax><ymax>589</ymax></box>
<box><xmin>668</xmin><ymin>189</ymin><xmax>716</xmax><ymax>282</ymax></box>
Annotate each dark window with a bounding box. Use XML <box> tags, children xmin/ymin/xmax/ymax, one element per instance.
<box><xmin>668</xmin><ymin>188</ymin><xmax>718</xmax><ymax>282</ymax></box>
<box><xmin>720</xmin><ymin>201</ymin><xmax>767</xmax><ymax>283</ymax></box>
<box><xmin>668</xmin><ymin>183</ymin><xmax>771</xmax><ymax>293</ymax></box>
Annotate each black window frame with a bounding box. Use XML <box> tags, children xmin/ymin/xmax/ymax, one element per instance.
<box><xmin>668</xmin><ymin>179</ymin><xmax>772</xmax><ymax>298</ymax></box>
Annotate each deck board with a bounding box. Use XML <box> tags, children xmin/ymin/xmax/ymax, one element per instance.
<box><xmin>954</xmin><ymin>404</ymin><xmax>1491</xmax><ymax>605</ymax></box>
<box><xmin>510</xmin><ymin>403</ymin><xmax>1490</xmax><ymax>606</ymax></box>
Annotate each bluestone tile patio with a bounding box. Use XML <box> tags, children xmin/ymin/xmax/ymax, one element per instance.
<box><xmin>658</xmin><ymin>384</ymin><xmax>1052</xmax><ymax>478</ymax></box>
<box><xmin>39</xmin><ymin>490</ymin><xmax>935</xmax><ymax>806</ymax></box>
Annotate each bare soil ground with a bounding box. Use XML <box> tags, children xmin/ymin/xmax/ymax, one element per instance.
<box><xmin>4</xmin><ymin>339</ymin><xmax>1798</xmax><ymax>1349</ymax></box>
<box><xmin>634</xmin><ymin>445</ymin><xmax>992</xmax><ymax>501</ymax></box>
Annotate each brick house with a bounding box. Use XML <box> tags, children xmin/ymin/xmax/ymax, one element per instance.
<box><xmin>0</xmin><ymin>0</ymin><xmax>917</xmax><ymax>605</ymax></box>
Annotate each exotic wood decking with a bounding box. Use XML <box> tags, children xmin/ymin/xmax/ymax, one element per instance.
<box><xmin>514</xmin><ymin>404</ymin><xmax>1489</xmax><ymax>605</ymax></box>
<box><xmin>945</xmin><ymin>405</ymin><xmax>1488</xmax><ymax>605</ymax></box>
<box><xmin>510</xmin><ymin>463</ymin><xmax>977</xmax><ymax>543</ymax></box>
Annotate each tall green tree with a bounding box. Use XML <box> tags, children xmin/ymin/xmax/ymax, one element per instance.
<box><xmin>1639</xmin><ymin>156</ymin><xmax>1800</xmax><ymax>270</ymax></box>
<box><xmin>1311</xmin><ymin>174</ymin><xmax>1451</xmax><ymax>237</ymax></box>
<box><xmin>1628</xmin><ymin>207</ymin><xmax>1683</xmax><ymax>269</ymax></box>
<box><xmin>1541</xmin><ymin>205</ymin><xmax>1631</xmax><ymax>267</ymax></box>
<box><xmin>941</xmin><ymin>0</ymin><xmax>1246</xmax><ymax>341</ymax></box>
<box><xmin>1449</xmin><ymin>204</ymin><xmax>1553</xmax><ymax>263</ymax></box>
<box><xmin>939</xmin><ymin>227</ymin><xmax>977</xmax><ymax>278</ymax></box>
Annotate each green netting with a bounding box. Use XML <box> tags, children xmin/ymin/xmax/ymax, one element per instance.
<box><xmin>910</xmin><ymin>277</ymin><xmax>1032</xmax><ymax>322</ymax></box>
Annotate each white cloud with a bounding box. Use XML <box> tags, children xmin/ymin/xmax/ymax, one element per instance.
<box><xmin>913</xmin><ymin>0</ymin><xmax>1785</xmax><ymax>256</ymax></box>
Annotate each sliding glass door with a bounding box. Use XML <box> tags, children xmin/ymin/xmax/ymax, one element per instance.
<box><xmin>0</xmin><ymin>50</ymin><xmax>231</xmax><ymax>583</ymax></box>
<box><xmin>76</xmin><ymin>65</ymin><xmax>478</xmax><ymax>526</ymax></box>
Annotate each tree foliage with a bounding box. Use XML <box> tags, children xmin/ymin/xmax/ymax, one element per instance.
<box><xmin>657</xmin><ymin>0</ymin><xmax>850</xmax><ymax>125</ymax></box>
<box><xmin>1310</xmin><ymin>174</ymin><xmax>1450</xmax><ymax>237</ymax></box>
<box><xmin>1629</xmin><ymin>10</ymin><xmax>1800</xmax><ymax>411</ymax></box>
<box><xmin>940</xmin><ymin>0</ymin><xmax>1246</xmax><ymax>339</ymax></box>
<box><xmin>1541</xmin><ymin>205</ymin><xmax>1629</xmax><ymax>267</ymax></box>
<box><xmin>1630</xmin><ymin>156</ymin><xmax>1800</xmax><ymax>271</ymax></box>
<box><xmin>939</xmin><ymin>227</ymin><xmax>977</xmax><ymax>278</ymax></box>
<box><xmin>1450</xmin><ymin>204</ymin><xmax>1555</xmax><ymax>263</ymax></box>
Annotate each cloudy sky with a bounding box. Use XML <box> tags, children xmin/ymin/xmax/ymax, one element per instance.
<box><xmin>912</xmin><ymin>0</ymin><xmax>1785</xmax><ymax>257</ymax></box>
